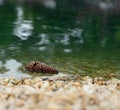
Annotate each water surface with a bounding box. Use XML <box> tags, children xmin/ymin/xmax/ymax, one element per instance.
<box><xmin>0</xmin><ymin>1</ymin><xmax>120</xmax><ymax>78</ymax></box>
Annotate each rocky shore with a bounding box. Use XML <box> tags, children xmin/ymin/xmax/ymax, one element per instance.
<box><xmin>0</xmin><ymin>73</ymin><xmax>120</xmax><ymax>110</ymax></box>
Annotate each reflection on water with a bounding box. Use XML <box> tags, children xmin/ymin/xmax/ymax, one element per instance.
<box><xmin>35</xmin><ymin>28</ymin><xmax>83</xmax><ymax>53</ymax></box>
<box><xmin>0</xmin><ymin>61</ymin><xmax>2</xmax><ymax>67</ymax></box>
<box><xmin>61</xmin><ymin>28</ymin><xmax>84</xmax><ymax>45</ymax></box>
<box><xmin>37</xmin><ymin>33</ymin><xmax>50</xmax><ymax>50</ymax></box>
<box><xmin>0</xmin><ymin>59</ymin><xmax>31</xmax><ymax>79</ymax></box>
<box><xmin>0</xmin><ymin>0</ymin><xmax>3</xmax><ymax>6</ymax></box>
<box><xmin>38</xmin><ymin>34</ymin><xmax>50</xmax><ymax>45</ymax></box>
<box><xmin>43</xmin><ymin>0</ymin><xmax>56</xmax><ymax>9</ymax></box>
<box><xmin>0</xmin><ymin>1</ymin><xmax>120</xmax><ymax>78</ymax></box>
<box><xmin>13</xmin><ymin>6</ymin><xmax>33</xmax><ymax>40</ymax></box>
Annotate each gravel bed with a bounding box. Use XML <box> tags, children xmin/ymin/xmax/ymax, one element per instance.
<box><xmin>0</xmin><ymin>74</ymin><xmax>120</xmax><ymax>110</ymax></box>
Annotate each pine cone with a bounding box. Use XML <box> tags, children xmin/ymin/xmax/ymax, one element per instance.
<box><xmin>25</xmin><ymin>61</ymin><xmax>59</xmax><ymax>74</ymax></box>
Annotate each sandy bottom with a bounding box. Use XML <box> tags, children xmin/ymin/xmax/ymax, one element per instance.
<box><xmin>0</xmin><ymin>74</ymin><xmax>120</xmax><ymax>110</ymax></box>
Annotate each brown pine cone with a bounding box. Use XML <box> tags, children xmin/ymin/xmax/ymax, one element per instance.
<box><xmin>25</xmin><ymin>61</ymin><xmax>59</xmax><ymax>74</ymax></box>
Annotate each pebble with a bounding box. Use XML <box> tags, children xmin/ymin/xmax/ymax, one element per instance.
<box><xmin>0</xmin><ymin>76</ymin><xmax>119</xmax><ymax>110</ymax></box>
<box><xmin>24</xmin><ymin>79</ymin><xmax>32</xmax><ymax>85</ymax></box>
<box><xmin>71</xmin><ymin>82</ymin><xmax>81</xmax><ymax>87</ymax></box>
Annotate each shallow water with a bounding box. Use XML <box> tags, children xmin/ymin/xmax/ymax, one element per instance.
<box><xmin>0</xmin><ymin>1</ymin><xmax>120</xmax><ymax>78</ymax></box>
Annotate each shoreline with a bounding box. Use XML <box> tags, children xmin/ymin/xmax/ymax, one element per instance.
<box><xmin>0</xmin><ymin>75</ymin><xmax>120</xmax><ymax>110</ymax></box>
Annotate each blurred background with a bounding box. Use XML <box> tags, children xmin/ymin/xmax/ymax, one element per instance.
<box><xmin>0</xmin><ymin>0</ymin><xmax>120</xmax><ymax>77</ymax></box>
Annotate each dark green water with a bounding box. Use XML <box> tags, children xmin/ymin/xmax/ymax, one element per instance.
<box><xmin>0</xmin><ymin>1</ymin><xmax>120</xmax><ymax>78</ymax></box>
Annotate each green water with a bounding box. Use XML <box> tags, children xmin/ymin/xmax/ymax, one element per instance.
<box><xmin>0</xmin><ymin>1</ymin><xmax>120</xmax><ymax>78</ymax></box>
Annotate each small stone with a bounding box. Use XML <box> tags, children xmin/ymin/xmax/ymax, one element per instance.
<box><xmin>33</xmin><ymin>81</ymin><xmax>43</xmax><ymax>88</ymax></box>
<box><xmin>56</xmin><ymin>94</ymin><xmax>76</xmax><ymax>104</ymax></box>
<box><xmin>95</xmin><ymin>81</ymin><xmax>107</xmax><ymax>85</ymax></box>
<box><xmin>29</xmin><ymin>94</ymin><xmax>44</xmax><ymax>103</ymax></box>
<box><xmin>15</xmin><ymin>100</ymin><xmax>25</xmax><ymax>107</ymax></box>
<box><xmin>56</xmin><ymin>81</ymin><xmax>64</xmax><ymax>88</ymax></box>
<box><xmin>47</xmin><ymin>102</ymin><xmax>62</xmax><ymax>110</ymax></box>
<box><xmin>71</xmin><ymin>82</ymin><xmax>81</xmax><ymax>87</ymax></box>
<box><xmin>50</xmin><ymin>83</ymin><xmax>57</xmax><ymax>91</ymax></box>
<box><xmin>24</xmin><ymin>79</ymin><xmax>32</xmax><ymax>85</ymax></box>
<box><xmin>116</xmin><ymin>83</ymin><xmax>120</xmax><ymax>90</ymax></box>
<box><xmin>34</xmin><ymin>77</ymin><xmax>42</xmax><ymax>82</ymax></box>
